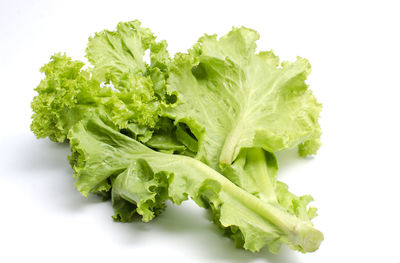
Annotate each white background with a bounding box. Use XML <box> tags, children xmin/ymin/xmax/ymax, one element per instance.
<box><xmin>1</xmin><ymin>0</ymin><xmax>399</xmax><ymax>262</ymax></box>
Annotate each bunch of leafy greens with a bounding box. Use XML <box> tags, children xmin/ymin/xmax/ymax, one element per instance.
<box><xmin>31</xmin><ymin>20</ymin><xmax>323</xmax><ymax>254</ymax></box>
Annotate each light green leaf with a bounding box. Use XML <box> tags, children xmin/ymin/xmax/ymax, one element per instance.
<box><xmin>68</xmin><ymin>113</ymin><xmax>323</xmax><ymax>253</ymax></box>
<box><xmin>164</xmin><ymin>27</ymin><xmax>322</xmax><ymax>170</ymax></box>
<box><xmin>86</xmin><ymin>20</ymin><xmax>155</xmax><ymax>82</ymax></box>
<box><xmin>112</xmin><ymin>160</ymin><xmax>169</xmax><ymax>222</ymax></box>
<box><xmin>31</xmin><ymin>53</ymin><xmax>100</xmax><ymax>142</ymax></box>
<box><xmin>223</xmin><ymin>148</ymin><xmax>317</xmax><ymax>220</ymax></box>
<box><xmin>32</xmin><ymin>21</ymin><xmax>171</xmax><ymax>142</ymax></box>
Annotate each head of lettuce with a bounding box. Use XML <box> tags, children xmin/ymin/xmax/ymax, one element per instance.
<box><xmin>31</xmin><ymin>20</ymin><xmax>323</xmax><ymax>254</ymax></box>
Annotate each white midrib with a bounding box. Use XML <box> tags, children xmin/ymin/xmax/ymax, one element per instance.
<box><xmin>218</xmin><ymin>62</ymin><xmax>292</xmax><ymax>166</ymax></box>
<box><xmin>159</xmin><ymin>153</ymin><xmax>323</xmax><ymax>252</ymax></box>
<box><xmin>218</xmin><ymin>56</ymin><xmax>250</xmax><ymax>165</ymax></box>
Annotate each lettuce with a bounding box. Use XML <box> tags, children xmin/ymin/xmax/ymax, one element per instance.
<box><xmin>162</xmin><ymin>28</ymin><xmax>322</xmax><ymax>216</ymax></box>
<box><xmin>31</xmin><ymin>20</ymin><xmax>323</xmax><ymax>255</ymax></box>
<box><xmin>68</xmin><ymin>112</ymin><xmax>323</xmax><ymax>253</ymax></box>
<box><xmin>31</xmin><ymin>21</ymin><xmax>170</xmax><ymax>143</ymax></box>
<box><xmin>165</xmin><ymin>28</ymin><xmax>321</xmax><ymax>165</ymax></box>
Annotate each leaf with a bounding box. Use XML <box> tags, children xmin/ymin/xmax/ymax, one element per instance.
<box><xmin>112</xmin><ymin>160</ymin><xmax>169</xmax><ymax>222</ymax></box>
<box><xmin>86</xmin><ymin>20</ymin><xmax>155</xmax><ymax>82</ymax></box>
<box><xmin>31</xmin><ymin>53</ymin><xmax>99</xmax><ymax>142</ymax></box>
<box><xmin>164</xmin><ymin>27</ymin><xmax>322</xmax><ymax>170</ymax></box>
<box><xmin>32</xmin><ymin>21</ymin><xmax>171</xmax><ymax>142</ymax></box>
<box><xmin>68</xmin><ymin>113</ymin><xmax>323</xmax><ymax>253</ymax></box>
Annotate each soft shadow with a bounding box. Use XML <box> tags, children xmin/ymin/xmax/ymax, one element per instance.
<box><xmin>114</xmin><ymin>201</ymin><xmax>299</xmax><ymax>263</ymax></box>
<box><xmin>9</xmin><ymin>134</ymin><xmax>103</xmax><ymax>210</ymax></box>
<box><xmin>13</xmin><ymin>135</ymin><xmax>299</xmax><ymax>262</ymax></box>
<box><xmin>20</xmin><ymin>138</ymin><xmax>71</xmax><ymax>172</ymax></box>
<box><xmin>274</xmin><ymin>147</ymin><xmax>315</xmax><ymax>178</ymax></box>
<box><xmin>274</xmin><ymin>147</ymin><xmax>303</xmax><ymax>170</ymax></box>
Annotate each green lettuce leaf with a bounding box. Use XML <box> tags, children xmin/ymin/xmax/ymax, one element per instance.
<box><xmin>222</xmin><ymin>148</ymin><xmax>317</xmax><ymax>221</ymax></box>
<box><xmin>31</xmin><ymin>53</ymin><xmax>100</xmax><ymax>142</ymax></box>
<box><xmin>163</xmin><ymin>27</ymin><xmax>321</xmax><ymax>209</ymax></box>
<box><xmin>144</xmin><ymin>118</ymin><xmax>186</xmax><ymax>154</ymax></box>
<box><xmin>86</xmin><ymin>20</ymin><xmax>154</xmax><ymax>81</ymax></box>
<box><xmin>67</xmin><ymin>113</ymin><xmax>323</xmax><ymax>253</ymax></box>
<box><xmin>164</xmin><ymin>27</ymin><xmax>322</xmax><ymax>169</ymax></box>
<box><xmin>86</xmin><ymin>20</ymin><xmax>170</xmax><ymax>100</ymax></box>
<box><xmin>31</xmin><ymin>21</ymin><xmax>323</xmax><ymax>255</ymax></box>
<box><xmin>31</xmin><ymin>21</ymin><xmax>171</xmax><ymax>142</ymax></box>
<box><xmin>112</xmin><ymin>160</ymin><xmax>169</xmax><ymax>222</ymax></box>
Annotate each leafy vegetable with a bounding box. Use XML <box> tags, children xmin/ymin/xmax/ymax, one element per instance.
<box><xmin>68</xmin><ymin>112</ymin><xmax>323</xmax><ymax>252</ymax></box>
<box><xmin>31</xmin><ymin>20</ymin><xmax>323</xmax><ymax>255</ymax></box>
<box><xmin>163</xmin><ymin>28</ymin><xmax>321</xmax><ymax>203</ymax></box>
<box><xmin>31</xmin><ymin>21</ymin><xmax>170</xmax><ymax>143</ymax></box>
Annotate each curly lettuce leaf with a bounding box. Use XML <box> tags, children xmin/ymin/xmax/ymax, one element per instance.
<box><xmin>86</xmin><ymin>20</ymin><xmax>170</xmax><ymax>99</ymax></box>
<box><xmin>112</xmin><ymin>160</ymin><xmax>169</xmax><ymax>222</ymax></box>
<box><xmin>86</xmin><ymin>20</ymin><xmax>154</xmax><ymax>81</ymax></box>
<box><xmin>164</xmin><ymin>27</ymin><xmax>322</xmax><ymax>169</ymax></box>
<box><xmin>31</xmin><ymin>21</ymin><xmax>323</xmax><ymax>255</ymax></box>
<box><xmin>31</xmin><ymin>53</ymin><xmax>100</xmax><ymax>142</ymax></box>
<box><xmin>222</xmin><ymin>148</ymin><xmax>317</xmax><ymax>221</ymax></box>
<box><xmin>31</xmin><ymin>21</ymin><xmax>171</xmax><ymax>142</ymax></box>
<box><xmin>31</xmin><ymin>54</ymin><xmax>159</xmax><ymax>142</ymax></box>
<box><xmin>67</xmin><ymin>113</ymin><xmax>323</xmax><ymax>253</ymax></box>
<box><xmin>84</xmin><ymin>20</ymin><xmax>171</xmax><ymax>129</ymax></box>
